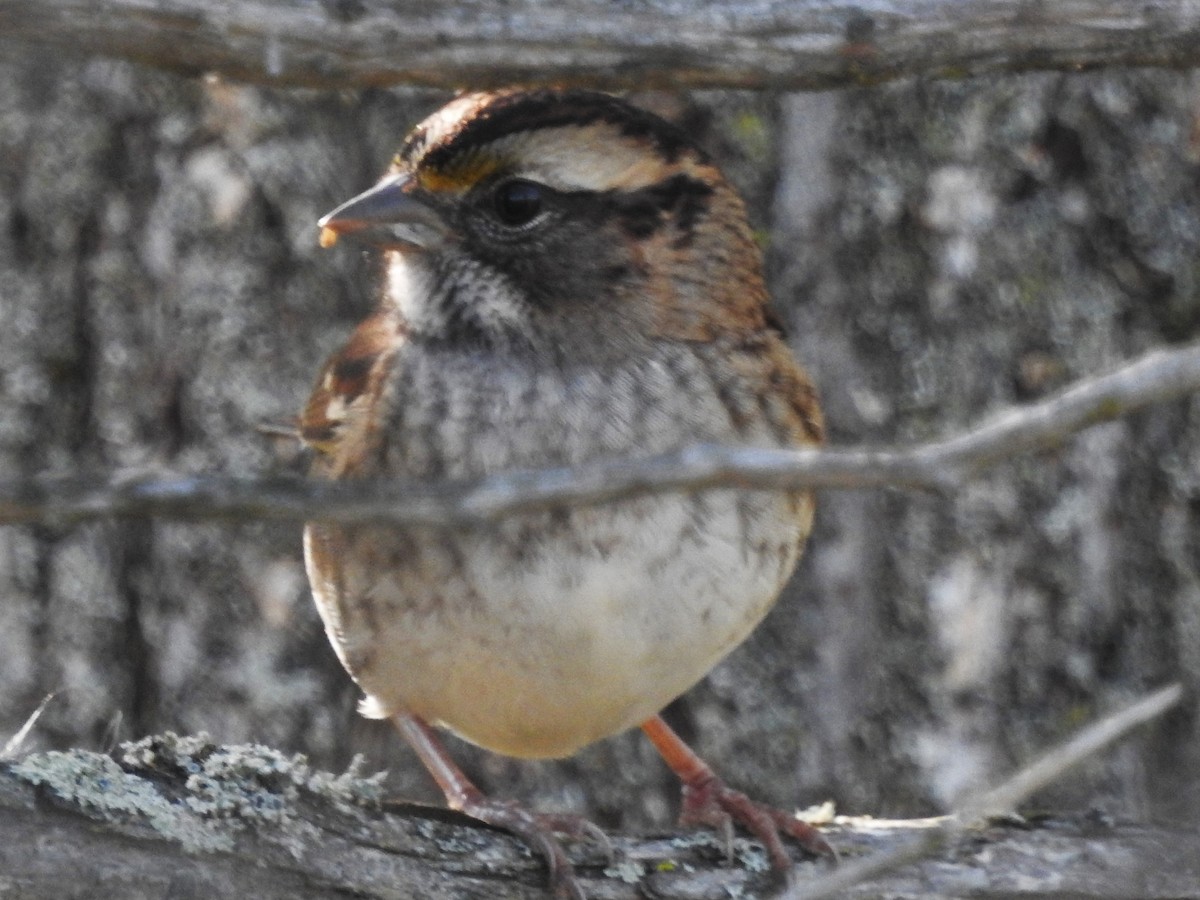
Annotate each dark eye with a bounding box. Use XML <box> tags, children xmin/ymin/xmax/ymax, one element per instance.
<box><xmin>493</xmin><ymin>180</ymin><xmax>544</xmax><ymax>227</ymax></box>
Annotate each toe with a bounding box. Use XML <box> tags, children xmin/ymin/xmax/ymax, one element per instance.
<box><xmin>458</xmin><ymin>797</ymin><xmax>592</xmax><ymax>899</ymax></box>
<box><xmin>679</xmin><ymin>775</ymin><xmax>834</xmax><ymax>871</ymax></box>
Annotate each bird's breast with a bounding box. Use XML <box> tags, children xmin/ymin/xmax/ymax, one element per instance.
<box><xmin>303</xmin><ymin>337</ymin><xmax>820</xmax><ymax>757</ymax></box>
<box><xmin>308</xmin><ymin>487</ymin><xmax>812</xmax><ymax>758</ymax></box>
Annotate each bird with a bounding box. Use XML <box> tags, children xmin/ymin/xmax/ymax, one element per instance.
<box><xmin>301</xmin><ymin>88</ymin><xmax>830</xmax><ymax>898</ymax></box>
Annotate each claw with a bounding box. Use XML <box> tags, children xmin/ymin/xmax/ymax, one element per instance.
<box><xmin>533</xmin><ymin>812</ymin><xmax>616</xmax><ymax>866</ymax></box>
<box><xmin>681</xmin><ymin>773</ymin><xmax>836</xmax><ymax>870</ymax></box>
<box><xmin>392</xmin><ymin>713</ymin><xmax>599</xmax><ymax>899</ymax></box>
<box><xmin>642</xmin><ymin>715</ymin><xmax>836</xmax><ymax>873</ymax></box>
<box><xmin>457</xmin><ymin>798</ymin><xmax>593</xmax><ymax>899</ymax></box>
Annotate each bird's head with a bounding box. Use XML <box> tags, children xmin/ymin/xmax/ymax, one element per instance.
<box><xmin>319</xmin><ymin>89</ymin><xmax>771</xmax><ymax>357</ymax></box>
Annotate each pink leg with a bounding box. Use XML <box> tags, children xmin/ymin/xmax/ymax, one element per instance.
<box><xmin>394</xmin><ymin>713</ymin><xmax>593</xmax><ymax>900</ymax></box>
<box><xmin>641</xmin><ymin>715</ymin><xmax>836</xmax><ymax>871</ymax></box>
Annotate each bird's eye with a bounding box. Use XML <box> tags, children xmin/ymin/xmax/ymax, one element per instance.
<box><xmin>493</xmin><ymin>180</ymin><xmax>544</xmax><ymax>227</ymax></box>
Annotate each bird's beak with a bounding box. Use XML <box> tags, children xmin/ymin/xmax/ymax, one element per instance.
<box><xmin>318</xmin><ymin>173</ymin><xmax>448</xmax><ymax>250</ymax></box>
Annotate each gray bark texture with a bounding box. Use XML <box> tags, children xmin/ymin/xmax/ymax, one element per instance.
<box><xmin>5</xmin><ymin>0</ymin><xmax>1200</xmax><ymax>90</ymax></box>
<box><xmin>3</xmin><ymin>736</ymin><xmax>1200</xmax><ymax>899</ymax></box>
<box><xmin>1</xmin><ymin>31</ymin><xmax>1199</xmax><ymax>894</ymax></box>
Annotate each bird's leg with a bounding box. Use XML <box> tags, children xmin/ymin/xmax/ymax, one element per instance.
<box><xmin>641</xmin><ymin>715</ymin><xmax>836</xmax><ymax>871</ymax></box>
<box><xmin>392</xmin><ymin>713</ymin><xmax>594</xmax><ymax>900</ymax></box>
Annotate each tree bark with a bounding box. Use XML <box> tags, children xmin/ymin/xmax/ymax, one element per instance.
<box><xmin>2</xmin><ymin>24</ymin><xmax>1200</xmax><ymax>894</ymax></box>
<box><xmin>4</xmin><ymin>739</ymin><xmax>1199</xmax><ymax>900</ymax></box>
<box><xmin>2</xmin><ymin>0</ymin><xmax>1200</xmax><ymax>90</ymax></box>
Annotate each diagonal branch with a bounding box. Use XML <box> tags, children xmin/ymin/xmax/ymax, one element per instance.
<box><xmin>786</xmin><ymin>683</ymin><xmax>1186</xmax><ymax>900</ymax></box>
<box><xmin>0</xmin><ymin>341</ymin><xmax>1197</xmax><ymax>529</ymax></box>
<box><xmin>1</xmin><ymin>0</ymin><xmax>1200</xmax><ymax>92</ymax></box>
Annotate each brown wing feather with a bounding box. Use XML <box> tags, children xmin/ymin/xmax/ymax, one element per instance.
<box><xmin>300</xmin><ymin>311</ymin><xmax>405</xmax><ymax>474</ymax></box>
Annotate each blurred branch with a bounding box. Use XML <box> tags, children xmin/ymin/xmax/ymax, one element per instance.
<box><xmin>1</xmin><ymin>0</ymin><xmax>1200</xmax><ymax>91</ymax></box>
<box><xmin>787</xmin><ymin>683</ymin><xmax>1187</xmax><ymax>900</ymax></box>
<box><xmin>1</xmin><ymin>341</ymin><xmax>1199</xmax><ymax>528</ymax></box>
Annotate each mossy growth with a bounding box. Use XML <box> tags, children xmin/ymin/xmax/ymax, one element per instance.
<box><xmin>10</xmin><ymin>732</ymin><xmax>387</xmax><ymax>854</ymax></box>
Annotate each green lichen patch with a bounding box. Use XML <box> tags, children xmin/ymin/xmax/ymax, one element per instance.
<box><xmin>11</xmin><ymin>748</ymin><xmax>233</xmax><ymax>853</ymax></box>
<box><xmin>603</xmin><ymin>858</ymin><xmax>646</xmax><ymax>884</ymax></box>
<box><xmin>119</xmin><ymin>732</ymin><xmax>387</xmax><ymax>821</ymax></box>
<box><xmin>11</xmin><ymin>732</ymin><xmax>388</xmax><ymax>857</ymax></box>
<box><xmin>664</xmin><ymin>828</ymin><xmax>773</xmax><ymax>874</ymax></box>
<box><xmin>731</xmin><ymin>840</ymin><xmax>770</xmax><ymax>874</ymax></box>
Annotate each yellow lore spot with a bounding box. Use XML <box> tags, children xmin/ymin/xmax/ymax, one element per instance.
<box><xmin>318</xmin><ymin>226</ymin><xmax>340</xmax><ymax>248</ymax></box>
<box><xmin>417</xmin><ymin>154</ymin><xmax>501</xmax><ymax>194</ymax></box>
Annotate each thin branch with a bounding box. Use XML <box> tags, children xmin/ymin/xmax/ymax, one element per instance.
<box><xmin>0</xmin><ymin>341</ymin><xmax>1198</xmax><ymax>528</ymax></box>
<box><xmin>786</xmin><ymin>682</ymin><xmax>1186</xmax><ymax>900</ymax></box>
<box><xmin>2</xmin><ymin>0</ymin><xmax>1200</xmax><ymax>91</ymax></box>
<box><xmin>962</xmin><ymin>683</ymin><xmax>1185</xmax><ymax>821</ymax></box>
<box><xmin>0</xmin><ymin>694</ymin><xmax>57</xmax><ymax>761</ymax></box>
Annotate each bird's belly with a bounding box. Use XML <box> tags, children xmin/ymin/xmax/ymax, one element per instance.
<box><xmin>307</xmin><ymin>490</ymin><xmax>811</xmax><ymax>758</ymax></box>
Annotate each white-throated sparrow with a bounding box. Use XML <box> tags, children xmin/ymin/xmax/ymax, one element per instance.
<box><xmin>303</xmin><ymin>89</ymin><xmax>829</xmax><ymax>898</ymax></box>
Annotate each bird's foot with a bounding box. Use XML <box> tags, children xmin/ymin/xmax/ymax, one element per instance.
<box><xmin>457</xmin><ymin>795</ymin><xmax>606</xmax><ymax>900</ymax></box>
<box><xmin>679</xmin><ymin>772</ymin><xmax>837</xmax><ymax>872</ymax></box>
<box><xmin>641</xmin><ymin>715</ymin><xmax>836</xmax><ymax>874</ymax></box>
<box><xmin>392</xmin><ymin>714</ymin><xmax>604</xmax><ymax>899</ymax></box>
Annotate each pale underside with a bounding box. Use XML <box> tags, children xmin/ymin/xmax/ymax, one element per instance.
<box><xmin>306</xmin><ymin>489</ymin><xmax>811</xmax><ymax>759</ymax></box>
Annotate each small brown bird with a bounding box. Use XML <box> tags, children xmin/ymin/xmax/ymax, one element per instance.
<box><xmin>302</xmin><ymin>89</ymin><xmax>829</xmax><ymax>897</ymax></box>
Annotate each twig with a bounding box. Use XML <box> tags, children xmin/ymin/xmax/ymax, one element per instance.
<box><xmin>0</xmin><ymin>342</ymin><xmax>1197</xmax><ymax>528</ymax></box>
<box><xmin>2</xmin><ymin>0</ymin><xmax>1200</xmax><ymax>91</ymax></box>
<box><xmin>785</xmin><ymin>683</ymin><xmax>1185</xmax><ymax>900</ymax></box>
<box><xmin>0</xmin><ymin>694</ymin><xmax>58</xmax><ymax>761</ymax></box>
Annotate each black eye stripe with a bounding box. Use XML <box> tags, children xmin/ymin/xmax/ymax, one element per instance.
<box><xmin>607</xmin><ymin>174</ymin><xmax>714</xmax><ymax>239</ymax></box>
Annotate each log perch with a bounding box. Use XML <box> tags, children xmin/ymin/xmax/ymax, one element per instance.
<box><xmin>2</xmin><ymin>734</ymin><xmax>1198</xmax><ymax>899</ymax></box>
